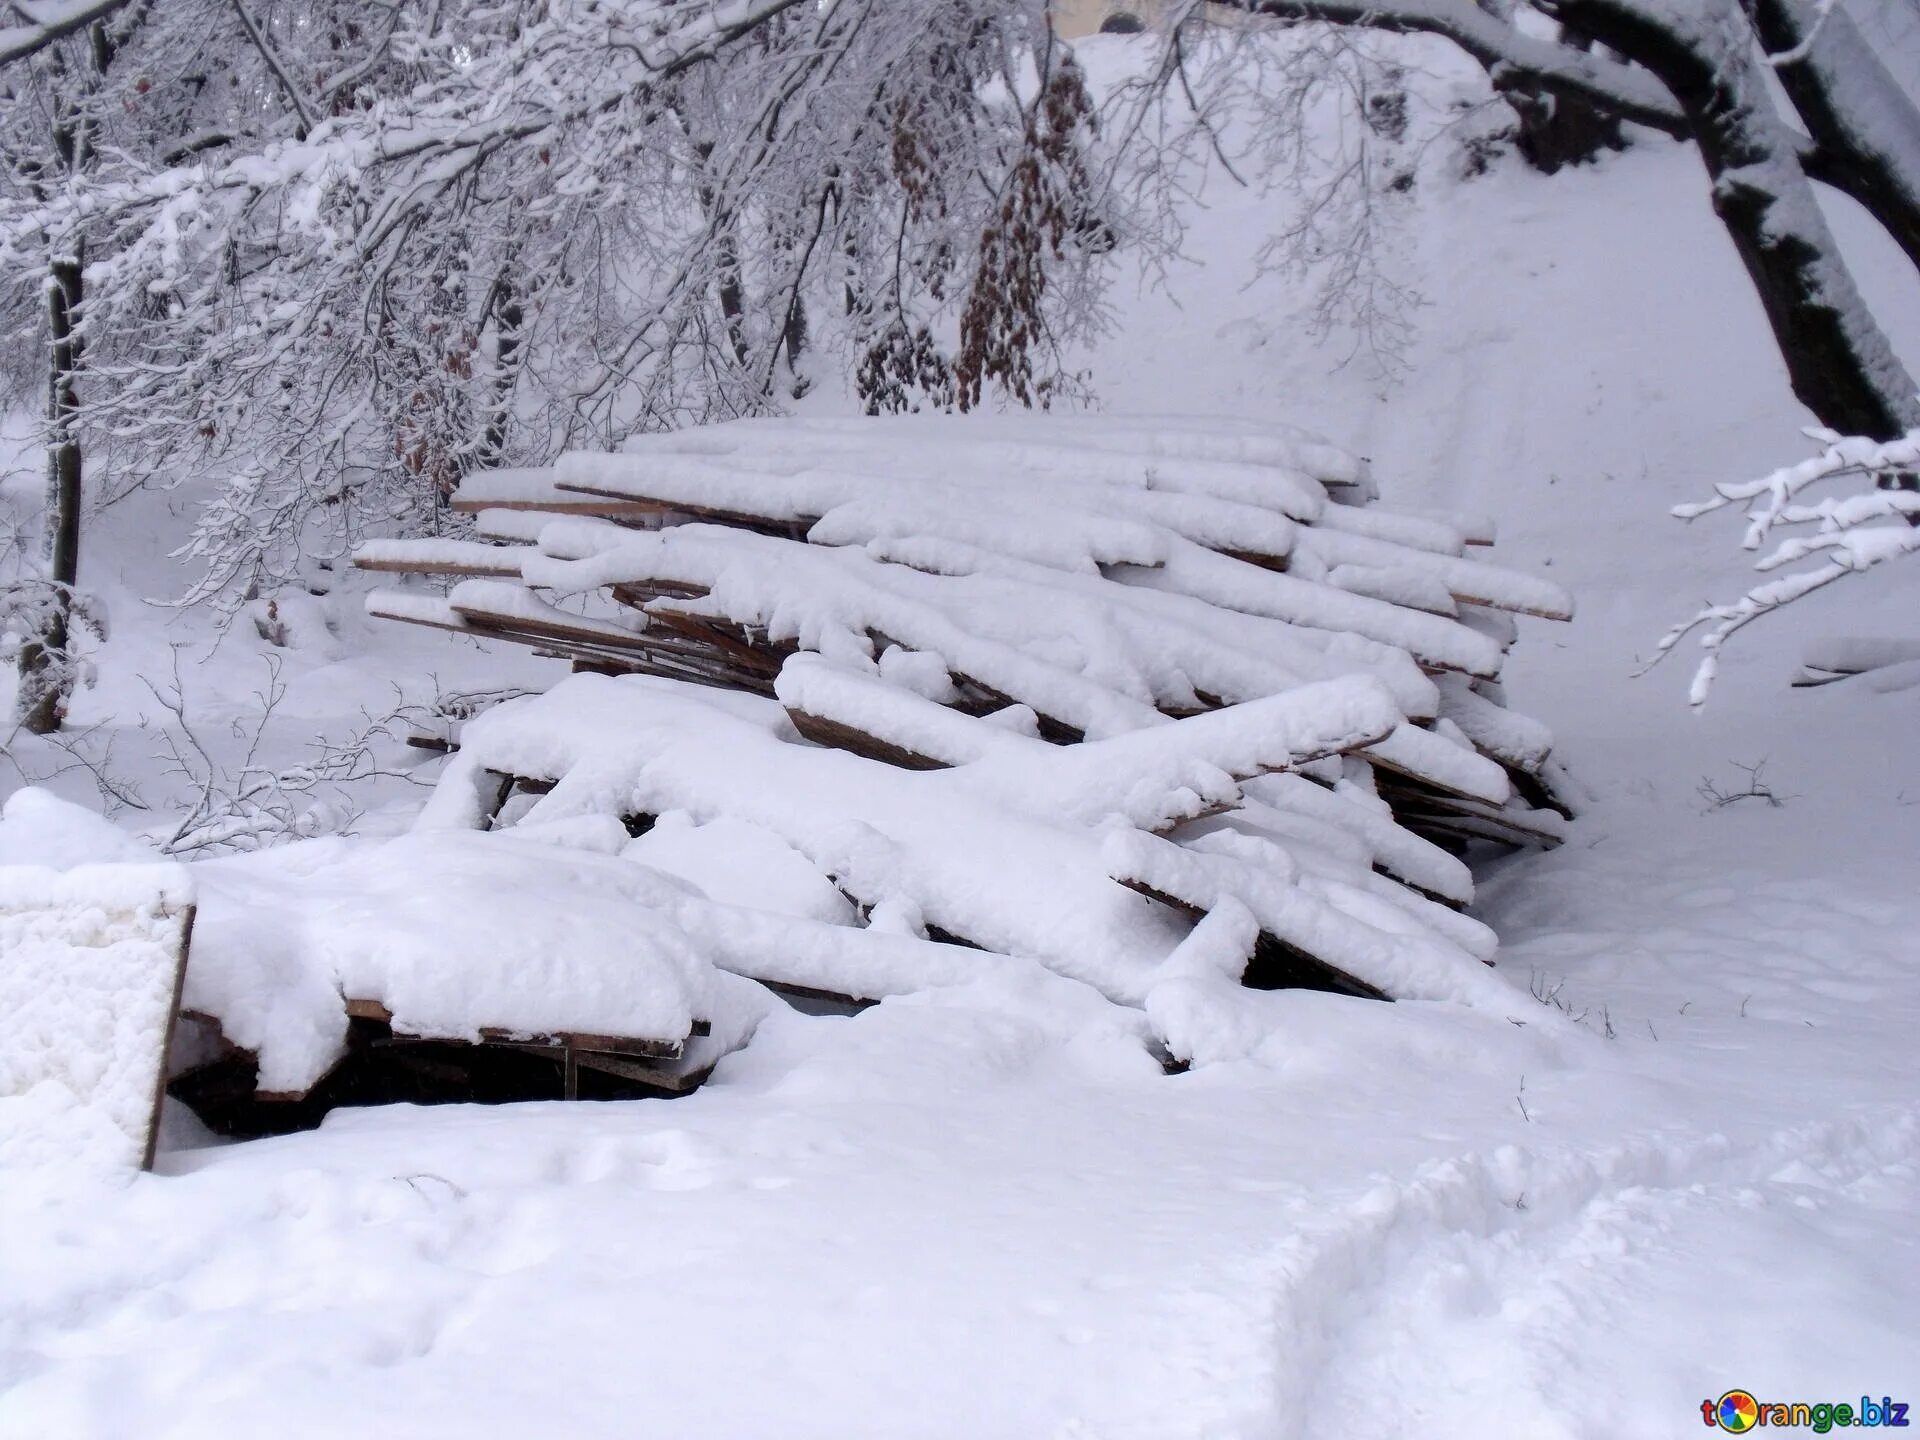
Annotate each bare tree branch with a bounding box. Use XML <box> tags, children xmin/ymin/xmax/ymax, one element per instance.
<box><xmin>0</xmin><ymin>0</ymin><xmax>131</xmax><ymax>66</ymax></box>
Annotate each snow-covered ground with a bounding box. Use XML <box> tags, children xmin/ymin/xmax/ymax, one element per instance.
<box><xmin>3</xmin><ymin>35</ymin><xmax>1917</xmax><ymax>1438</ymax></box>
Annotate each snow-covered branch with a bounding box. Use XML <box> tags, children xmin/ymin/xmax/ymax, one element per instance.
<box><xmin>1217</xmin><ymin>0</ymin><xmax>1688</xmax><ymax>137</ymax></box>
<box><xmin>1648</xmin><ymin>427</ymin><xmax>1920</xmax><ymax>704</ymax></box>
<box><xmin>0</xmin><ymin>0</ymin><xmax>131</xmax><ymax>65</ymax></box>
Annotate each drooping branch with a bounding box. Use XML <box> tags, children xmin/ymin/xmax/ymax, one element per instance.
<box><xmin>0</xmin><ymin>0</ymin><xmax>132</xmax><ymax>65</ymax></box>
<box><xmin>1220</xmin><ymin>0</ymin><xmax>1688</xmax><ymax>137</ymax></box>
<box><xmin>1647</xmin><ymin>426</ymin><xmax>1920</xmax><ymax>703</ymax></box>
<box><xmin>226</xmin><ymin>0</ymin><xmax>317</xmax><ymax>139</ymax></box>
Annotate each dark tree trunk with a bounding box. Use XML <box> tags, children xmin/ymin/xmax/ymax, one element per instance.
<box><xmin>1501</xmin><ymin>81</ymin><xmax>1626</xmax><ymax>173</ymax></box>
<box><xmin>1228</xmin><ymin>0</ymin><xmax>1920</xmax><ymax>441</ymax></box>
<box><xmin>714</xmin><ymin>221</ymin><xmax>751</xmax><ymax>370</ymax></box>
<box><xmin>1498</xmin><ymin>23</ymin><xmax>1625</xmax><ymax>174</ymax></box>
<box><xmin>479</xmin><ymin>269</ymin><xmax>524</xmax><ymax>470</ymax></box>
<box><xmin>1744</xmin><ymin>0</ymin><xmax>1920</xmax><ymax>281</ymax></box>
<box><xmin>1559</xmin><ymin>0</ymin><xmax>1920</xmax><ymax>441</ymax></box>
<box><xmin>17</xmin><ymin>245</ymin><xmax>84</xmax><ymax>734</ymax></box>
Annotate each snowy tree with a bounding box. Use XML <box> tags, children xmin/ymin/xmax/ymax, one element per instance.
<box><xmin>0</xmin><ymin>0</ymin><xmax>1121</xmax><ymax>728</ymax></box>
<box><xmin>1208</xmin><ymin>0</ymin><xmax>1920</xmax><ymax>443</ymax></box>
<box><xmin>0</xmin><ymin>2</ymin><xmax>185</xmax><ymax>733</ymax></box>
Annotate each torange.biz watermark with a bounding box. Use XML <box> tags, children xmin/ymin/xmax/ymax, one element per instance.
<box><xmin>1701</xmin><ymin>1392</ymin><xmax>1910</xmax><ymax>1433</ymax></box>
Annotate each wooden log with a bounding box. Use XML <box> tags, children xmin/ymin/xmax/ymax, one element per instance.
<box><xmin>555</xmin><ymin>479</ymin><xmax>810</xmax><ymax>539</ymax></box>
<box><xmin>343</xmin><ymin>997</ymin><xmax>707</xmax><ymax>1059</ymax></box>
<box><xmin>785</xmin><ymin>707</ymin><xmax>949</xmax><ymax>771</ymax></box>
<box><xmin>571</xmin><ymin>1050</ymin><xmax>714</xmax><ymax>1094</ymax></box>
<box><xmin>451</xmin><ymin>494</ymin><xmax>668</xmax><ymax>519</ymax></box>
<box><xmin>642</xmin><ymin>604</ymin><xmax>794</xmax><ymax>677</ymax></box>
<box><xmin>448</xmin><ymin>595</ymin><xmax>654</xmax><ymax>653</ymax></box>
<box><xmin>1375</xmin><ymin>780</ymin><xmax>1566</xmax><ymax>849</ymax></box>
<box><xmin>759</xmin><ymin>979</ymin><xmax>880</xmax><ymax>1014</ymax></box>
<box><xmin>372</xmin><ymin>593</ymin><xmax>777</xmax><ymax>695</ymax></box>
<box><xmin>1114</xmin><ymin>878</ymin><xmax>1388</xmax><ymax>1001</ymax></box>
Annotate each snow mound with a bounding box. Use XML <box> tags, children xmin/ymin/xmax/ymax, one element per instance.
<box><xmin>0</xmin><ymin>786</ymin><xmax>161</xmax><ymax>869</ymax></box>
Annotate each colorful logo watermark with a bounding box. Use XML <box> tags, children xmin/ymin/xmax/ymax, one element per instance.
<box><xmin>1701</xmin><ymin>1391</ymin><xmax>1910</xmax><ymax>1433</ymax></box>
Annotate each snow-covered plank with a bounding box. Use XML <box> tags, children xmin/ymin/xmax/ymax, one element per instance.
<box><xmin>353</xmin><ymin>538</ymin><xmax>529</xmax><ymax>578</ymax></box>
<box><xmin>1121</xmin><ymin>542</ymin><xmax>1509</xmax><ymax>678</ymax></box>
<box><xmin>1102</xmin><ymin>830</ymin><xmax>1514</xmax><ymax>1008</ymax></box>
<box><xmin>1436</xmin><ymin>674</ymin><xmax>1554</xmax><ymax>774</ymax></box>
<box><xmin>558</xmin><ymin>453</ymin><xmax>1304</xmax><ymax>566</ymax></box>
<box><xmin>422</xmin><ymin>680</ymin><xmax>1189</xmax><ymax>1004</ymax></box>
<box><xmin>598</xmin><ymin>419</ymin><xmax>1340</xmax><ymax>519</ymax></box>
<box><xmin>776</xmin><ymin>655</ymin><xmax>1404</xmax><ymax>831</ymax></box>
<box><xmin>1310</xmin><ymin>502</ymin><xmax>1466</xmax><ymax>555</ymax></box>
<box><xmin>1793</xmin><ymin>636</ymin><xmax>1920</xmax><ymax>685</ymax></box>
<box><xmin>448</xmin><ymin>579</ymin><xmax>652</xmax><ymax>651</ymax></box>
<box><xmin>1293</xmin><ymin>525</ymin><xmax>1574</xmax><ymax>620</ymax></box>
<box><xmin>344</xmin><ymin>996</ymin><xmax>703</xmax><ymax>1060</ymax></box>
<box><xmin>187</xmin><ymin>832</ymin><xmax>750</xmax><ymax>1098</ymax></box>
<box><xmin>450</xmin><ymin>466</ymin><xmax>666</xmax><ymax>518</ymax></box>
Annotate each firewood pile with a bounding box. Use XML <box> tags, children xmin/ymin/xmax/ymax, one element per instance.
<box><xmin>357</xmin><ymin>414</ymin><xmax>1574</xmax><ymax>1015</ymax></box>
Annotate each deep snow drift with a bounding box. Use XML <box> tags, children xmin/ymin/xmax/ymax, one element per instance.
<box><xmin>2</xmin><ymin>30</ymin><xmax>1918</xmax><ymax>1440</ymax></box>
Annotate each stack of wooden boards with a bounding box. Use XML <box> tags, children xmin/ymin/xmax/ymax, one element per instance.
<box><xmin>359</xmin><ymin>414</ymin><xmax>1575</xmax><ymax>1014</ymax></box>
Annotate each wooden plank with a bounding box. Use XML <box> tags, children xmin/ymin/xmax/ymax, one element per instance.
<box><xmin>353</xmin><ymin>553</ymin><xmax>525</xmax><ymax>578</ymax></box>
<box><xmin>477</xmin><ymin>1025</ymin><xmax>688</xmax><ymax>1059</ymax></box>
<box><xmin>1115</xmin><ymin>879</ymin><xmax>1387</xmax><ymax>1000</ymax></box>
<box><xmin>450</xmin><ymin>495</ymin><xmax>668</xmax><ymax>518</ymax></box>
<box><xmin>1378</xmin><ymin>785</ymin><xmax>1566</xmax><ymax>849</ymax></box>
<box><xmin>345</xmin><ymin>997</ymin><xmax>708</xmax><ymax>1059</ymax></box>
<box><xmin>391</xmin><ymin>600</ymin><xmax>778</xmax><ymax>694</ymax></box>
<box><xmin>572</xmin><ymin>1051</ymin><xmax>714</xmax><ymax>1094</ymax></box>
<box><xmin>555</xmin><ymin>479</ymin><xmax>811</xmax><ymax>539</ymax></box>
<box><xmin>785</xmin><ymin>707</ymin><xmax>949</xmax><ymax>771</ymax></box>
<box><xmin>759</xmin><ymin>979</ymin><xmax>880</xmax><ymax>1013</ymax></box>
<box><xmin>449</xmin><ymin>598</ymin><xmax>654</xmax><ymax>652</ymax></box>
<box><xmin>144</xmin><ymin>904</ymin><xmax>196</xmax><ymax>1172</ymax></box>
<box><xmin>610</xmin><ymin>579</ymin><xmax>709</xmax><ymax>607</ymax></box>
<box><xmin>1358</xmin><ymin>740</ymin><xmax>1506</xmax><ymax>807</ymax></box>
<box><xmin>642</xmin><ymin>605</ymin><xmax>793</xmax><ymax>677</ymax></box>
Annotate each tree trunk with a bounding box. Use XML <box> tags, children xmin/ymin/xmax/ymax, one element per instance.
<box><xmin>17</xmin><ymin>244</ymin><xmax>84</xmax><ymax>734</ymax></box>
<box><xmin>1744</xmin><ymin>0</ymin><xmax>1920</xmax><ymax>280</ymax></box>
<box><xmin>479</xmin><ymin>268</ymin><xmax>524</xmax><ymax>471</ymax></box>
<box><xmin>1228</xmin><ymin>0</ymin><xmax>1920</xmax><ymax>440</ymax></box>
<box><xmin>1501</xmin><ymin>77</ymin><xmax>1626</xmax><ymax>173</ymax></box>
<box><xmin>1558</xmin><ymin>0</ymin><xmax>1920</xmax><ymax>441</ymax></box>
<box><xmin>1498</xmin><ymin>22</ymin><xmax>1625</xmax><ymax>173</ymax></box>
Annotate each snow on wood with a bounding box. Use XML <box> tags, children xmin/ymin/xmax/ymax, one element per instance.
<box><xmin>353</xmin><ymin>538</ymin><xmax>530</xmax><ymax>577</ymax></box>
<box><xmin>449</xmin><ymin>466</ymin><xmax>665</xmax><ymax>518</ymax></box>
<box><xmin>1310</xmin><ymin>501</ymin><xmax>1466</xmax><ymax>555</ymax></box>
<box><xmin>186</xmin><ymin>832</ymin><xmax>744</xmax><ymax>1097</ymax></box>
<box><xmin>1327</xmin><ymin>563</ymin><xmax>1460</xmax><ymax>617</ymax></box>
<box><xmin>0</xmin><ymin>863</ymin><xmax>195</xmax><ymax>1170</ymax></box>
<box><xmin>1791</xmin><ymin>636</ymin><xmax>1920</xmax><ymax>687</ymax></box>
<box><xmin>1293</xmin><ymin>525</ymin><xmax>1574</xmax><ymax>620</ymax></box>
<box><xmin>361</xmin><ymin>415</ymin><xmax>1571</xmax><ymax>1058</ymax></box>
<box><xmin>1436</xmin><ymin>675</ymin><xmax>1554</xmax><ymax>774</ymax></box>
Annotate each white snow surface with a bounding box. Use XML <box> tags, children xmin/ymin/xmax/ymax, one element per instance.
<box><xmin>4</xmin><ymin>30</ymin><xmax>1920</xmax><ymax>1439</ymax></box>
<box><xmin>0</xmin><ymin>861</ymin><xmax>191</xmax><ymax>1170</ymax></box>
